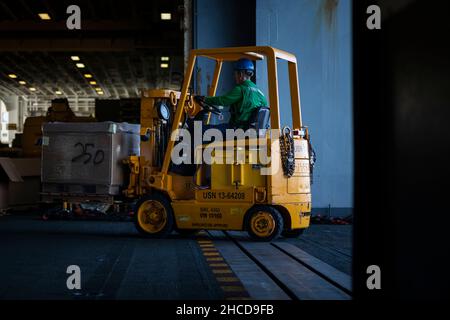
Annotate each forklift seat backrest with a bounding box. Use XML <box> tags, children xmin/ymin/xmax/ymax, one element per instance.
<box><xmin>249</xmin><ymin>106</ymin><xmax>270</xmax><ymax>136</ymax></box>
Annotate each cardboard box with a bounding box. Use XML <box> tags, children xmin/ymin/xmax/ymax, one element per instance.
<box><xmin>0</xmin><ymin>157</ymin><xmax>41</xmax><ymax>210</ymax></box>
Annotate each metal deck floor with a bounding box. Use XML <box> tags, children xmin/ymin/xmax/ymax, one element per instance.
<box><xmin>0</xmin><ymin>213</ymin><xmax>352</xmax><ymax>299</ymax></box>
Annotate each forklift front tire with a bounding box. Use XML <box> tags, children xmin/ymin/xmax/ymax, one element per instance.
<box><xmin>245</xmin><ymin>205</ymin><xmax>283</xmax><ymax>242</ymax></box>
<box><xmin>134</xmin><ymin>193</ymin><xmax>174</xmax><ymax>238</ymax></box>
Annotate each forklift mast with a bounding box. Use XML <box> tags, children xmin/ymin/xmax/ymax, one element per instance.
<box><xmin>161</xmin><ymin>46</ymin><xmax>304</xmax><ymax>175</ymax></box>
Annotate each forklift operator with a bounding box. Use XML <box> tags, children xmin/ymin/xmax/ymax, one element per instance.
<box><xmin>194</xmin><ymin>58</ymin><xmax>268</xmax><ymax>132</ymax></box>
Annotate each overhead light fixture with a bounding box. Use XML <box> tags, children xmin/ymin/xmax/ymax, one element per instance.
<box><xmin>89</xmin><ymin>81</ymin><xmax>97</xmax><ymax>85</ymax></box>
<box><xmin>97</xmin><ymin>91</ymin><xmax>104</xmax><ymax>95</ymax></box>
<box><xmin>29</xmin><ymin>87</ymin><xmax>36</xmax><ymax>91</ymax></box>
<box><xmin>19</xmin><ymin>80</ymin><xmax>26</xmax><ymax>85</ymax></box>
<box><xmin>160</xmin><ymin>13</ymin><xmax>172</xmax><ymax>20</ymax></box>
<box><xmin>38</xmin><ymin>13</ymin><xmax>51</xmax><ymax>20</ymax></box>
<box><xmin>95</xmin><ymin>87</ymin><xmax>102</xmax><ymax>91</ymax></box>
<box><xmin>84</xmin><ymin>74</ymin><xmax>93</xmax><ymax>78</ymax></box>
<box><xmin>161</xmin><ymin>56</ymin><xmax>170</xmax><ymax>61</ymax></box>
<box><xmin>55</xmin><ymin>91</ymin><xmax>62</xmax><ymax>95</ymax></box>
<box><xmin>160</xmin><ymin>63</ymin><xmax>169</xmax><ymax>68</ymax></box>
<box><xmin>76</xmin><ymin>63</ymin><xmax>85</xmax><ymax>68</ymax></box>
<box><xmin>71</xmin><ymin>56</ymin><xmax>80</xmax><ymax>61</ymax></box>
<box><xmin>8</xmin><ymin>74</ymin><xmax>17</xmax><ymax>79</ymax></box>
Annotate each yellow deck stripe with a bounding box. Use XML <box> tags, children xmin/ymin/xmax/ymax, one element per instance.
<box><xmin>216</xmin><ymin>277</ymin><xmax>240</xmax><ymax>282</ymax></box>
<box><xmin>201</xmin><ymin>248</ymin><xmax>218</xmax><ymax>251</ymax></box>
<box><xmin>203</xmin><ymin>252</ymin><xmax>220</xmax><ymax>256</ymax></box>
<box><xmin>196</xmin><ymin>236</ymin><xmax>250</xmax><ymax>299</ymax></box>
<box><xmin>212</xmin><ymin>269</ymin><xmax>233</xmax><ymax>274</ymax></box>
<box><xmin>209</xmin><ymin>263</ymin><xmax>228</xmax><ymax>267</ymax></box>
<box><xmin>206</xmin><ymin>257</ymin><xmax>224</xmax><ymax>261</ymax></box>
<box><xmin>221</xmin><ymin>286</ymin><xmax>247</xmax><ymax>292</ymax></box>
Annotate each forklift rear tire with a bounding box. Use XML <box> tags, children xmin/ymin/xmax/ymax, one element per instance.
<box><xmin>282</xmin><ymin>228</ymin><xmax>305</xmax><ymax>238</ymax></box>
<box><xmin>134</xmin><ymin>193</ymin><xmax>174</xmax><ymax>238</ymax></box>
<box><xmin>245</xmin><ymin>205</ymin><xmax>284</xmax><ymax>242</ymax></box>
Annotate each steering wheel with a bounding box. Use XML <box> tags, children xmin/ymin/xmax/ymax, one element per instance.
<box><xmin>201</xmin><ymin>101</ymin><xmax>222</xmax><ymax>115</ymax></box>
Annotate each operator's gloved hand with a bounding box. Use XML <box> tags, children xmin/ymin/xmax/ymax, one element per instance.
<box><xmin>194</xmin><ymin>95</ymin><xmax>205</xmax><ymax>104</ymax></box>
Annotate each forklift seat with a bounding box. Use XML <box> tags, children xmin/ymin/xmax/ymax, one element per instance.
<box><xmin>248</xmin><ymin>106</ymin><xmax>270</xmax><ymax>135</ymax></box>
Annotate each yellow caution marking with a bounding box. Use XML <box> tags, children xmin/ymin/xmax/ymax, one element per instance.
<box><xmin>196</xmin><ymin>235</ymin><xmax>250</xmax><ymax>299</ymax></box>
<box><xmin>201</xmin><ymin>247</ymin><xmax>218</xmax><ymax>251</ymax></box>
<box><xmin>203</xmin><ymin>252</ymin><xmax>220</xmax><ymax>256</ymax></box>
<box><xmin>216</xmin><ymin>277</ymin><xmax>240</xmax><ymax>282</ymax></box>
<box><xmin>206</xmin><ymin>257</ymin><xmax>224</xmax><ymax>262</ymax></box>
<box><xmin>221</xmin><ymin>286</ymin><xmax>247</xmax><ymax>292</ymax></box>
<box><xmin>212</xmin><ymin>269</ymin><xmax>233</xmax><ymax>274</ymax></box>
<box><xmin>209</xmin><ymin>263</ymin><xmax>228</xmax><ymax>267</ymax></box>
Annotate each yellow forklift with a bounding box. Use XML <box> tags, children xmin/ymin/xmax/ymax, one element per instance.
<box><xmin>124</xmin><ymin>46</ymin><xmax>314</xmax><ymax>241</ymax></box>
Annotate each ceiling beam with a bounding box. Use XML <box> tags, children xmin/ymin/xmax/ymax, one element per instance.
<box><xmin>0</xmin><ymin>38</ymin><xmax>181</xmax><ymax>52</ymax></box>
<box><xmin>0</xmin><ymin>20</ymin><xmax>179</xmax><ymax>31</ymax></box>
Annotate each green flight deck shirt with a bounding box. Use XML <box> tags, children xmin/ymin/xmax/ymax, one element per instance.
<box><xmin>204</xmin><ymin>80</ymin><xmax>268</xmax><ymax>128</ymax></box>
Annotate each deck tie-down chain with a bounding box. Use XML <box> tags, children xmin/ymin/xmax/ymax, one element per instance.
<box><xmin>308</xmin><ymin>137</ymin><xmax>316</xmax><ymax>184</ymax></box>
<box><xmin>279</xmin><ymin>126</ymin><xmax>295</xmax><ymax>177</ymax></box>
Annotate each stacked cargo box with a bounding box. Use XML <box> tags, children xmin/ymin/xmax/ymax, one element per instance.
<box><xmin>41</xmin><ymin>122</ymin><xmax>140</xmax><ymax>198</ymax></box>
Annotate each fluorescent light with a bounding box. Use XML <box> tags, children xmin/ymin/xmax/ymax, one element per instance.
<box><xmin>97</xmin><ymin>91</ymin><xmax>104</xmax><ymax>95</ymax></box>
<box><xmin>76</xmin><ymin>63</ymin><xmax>85</xmax><ymax>68</ymax></box>
<box><xmin>95</xmin><ymin>87</ymin><xmax>102</xmax><ymax>91</ymax></box>
<box><xmin>84</xmin><ymin>74</ymin><xmax>93</xmax><ymax>78</ymax></box>
<box><xmin>161</xmin><ymin>56</ymin><xmax>170</xmax><ymax>61</ymax></box>
<box><xmin>29</xmin><ymin>87</ymin><xmax>36</xmax><ymax>91</ymax></box>
<box><xmin>38</xmin><ymin>13</ymin><xmax>51</xmax><ymax>20</ymax></box>
<box><xmin>8</xmin><ymin>74</ymin><xmax>17</xmax><ymax>79</ymax></box>
<box><xmin>19</xmin><ymin>81</ymin><xmax>26</xmax><ymax>85</ymax></box>
<box><xmin>160</xmin><ymin>63</ymin><xmax>169</xmax><ymax>68</ymax></box>
<box><xmin>161</xmin><ymin>13</ymin><xmax>171</xmax><ymax>20</ymax></box>
<box><xmin>55</xmin><ymin>91</ymin><xmax>62</xmax><ymax>95</ymax></box>
<box><xmin>89</xmin><ymin>81</ymin><xmax>97</xmax><ymax>85</ymax></box>
<box><xmin>71</xmin><ymin>56</ymin><xmax>80</xmax><ymax>61</ymax></box>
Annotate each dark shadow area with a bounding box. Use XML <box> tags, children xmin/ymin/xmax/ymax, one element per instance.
<box><xmin>354</xmin><ymin>0</ymin><xmax>450</xmax><ymax>299</ymax></box>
